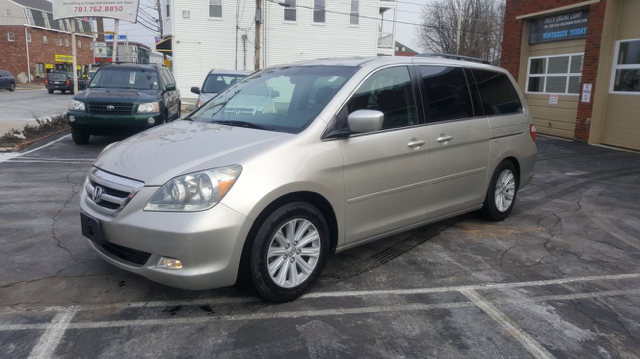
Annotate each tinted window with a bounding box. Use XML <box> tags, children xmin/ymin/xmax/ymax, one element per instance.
<box><xmin>472</xmin><ymin>69</ymin><xmax>522</xmax><ymax>115</ymax></box>
<box><xmin>191</xmin><ymin>66</ymin><xmax>356</xmax><ymax>134</ymax></box>
<box><xmin>203</xmin><ymin>74</ymin><xmax>246</xmax><ymax>93</ymax></box>
<box><xmin>347</xmin><ymin>66</ymin><xmax>418</xmax><ymax>130</ymax></box>
<box><xmin>420</xmin><ymin>66</ymin><xmax>473</xmax><ymax>122</ymax></box>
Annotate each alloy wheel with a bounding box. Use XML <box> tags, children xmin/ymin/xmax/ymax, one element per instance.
<box><xmin>494</xmin><ymin>169</ymin><xmax>516</xmax><ymax>212</ymax></box>
<box><xmin>266</xmin><ymin>218</ymin><xmax>321</xmax><ymax>288</ymax></box>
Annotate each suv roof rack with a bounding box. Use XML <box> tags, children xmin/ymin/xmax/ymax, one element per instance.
<box><xmin>416</xmin><ymin>53</ymin><xmax>490</xmax><ymax>65</ymax></box>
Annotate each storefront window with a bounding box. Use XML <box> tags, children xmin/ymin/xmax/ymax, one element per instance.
<box><xmin>526</xmin><ymin>54</ymin><xmax>583</xmax><ymax>95</ymax></box>
<box><xmin>611</xmin><ymin>39</ymin><xmax>640</xmax><ymax>94</ymax></box>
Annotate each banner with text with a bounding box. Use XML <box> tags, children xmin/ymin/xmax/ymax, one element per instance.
<box><xmin>529</xmin><ymin>10</ymin><xmax>589</xmax><ymax>44</ymax></box>
<box><xmin>52</xmin><ymin>0</ymin><xmax>139</xmax><ymax>23</ymax></box>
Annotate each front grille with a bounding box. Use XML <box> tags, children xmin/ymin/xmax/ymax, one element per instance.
<box><xmin>85</xmin><ymin>168</ymin><xmax>144</xmax><ymax>216</ymax></box>
<box><xmin>88</xmin><ymin>102</ymin><xmax>134</xmax><ymax>115</ymax></box>
<box><xmin>99</xmin><ymin>241</ymin><xmax>151</xmax><ymax>266</ymax></box>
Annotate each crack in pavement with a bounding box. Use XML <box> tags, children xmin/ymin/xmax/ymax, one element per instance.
<box><xmin>50</xmin><ymin>169</ymin><xmax>83</xmax><ymax>265</ymax></box>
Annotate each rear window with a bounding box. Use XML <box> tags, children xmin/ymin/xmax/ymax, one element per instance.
<box><xmin>202</xmin><ymin>74</ymin><xmax>247</xmax><ymax>93</ymax></box>
<box><xmin>49</xmin><ymin>72</ymin><xmax>68</xmax><ymax>81</ymax></box>
<box><xmin>419</xmin><ymin>66</ymin><xmax>473</xmax><ymax>123</ymax></box>
<box><xmin>472</xmin><ymin>69</ymin><xmax>522</xmax><ymax>115</ymax></box>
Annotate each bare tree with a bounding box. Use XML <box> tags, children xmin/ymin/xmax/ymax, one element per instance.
<box><xmin>415</xmin><ymin>0</ymin><xmax>505</xmax><ymax>65</ymax></box>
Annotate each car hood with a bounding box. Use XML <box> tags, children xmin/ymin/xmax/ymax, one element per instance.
<box><xmin>198</xmin><ymin>92</ymin><xmax>218</xmax><ymax>105</ymax></box>
<box><xmin>74</xmin><ymin>88</ymin><xmax>159</xmax><ymax>103</ymax></box>
<box><xmin>94</xmin><ymin>120</ymin><xmax>291</xmax><ymax>185</ymax></box>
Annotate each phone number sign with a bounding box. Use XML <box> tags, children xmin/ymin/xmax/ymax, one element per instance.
<box><xmin>52</xmin><ymin>0</ymin><xmax>139</xmax><ymax>23</ymax></box>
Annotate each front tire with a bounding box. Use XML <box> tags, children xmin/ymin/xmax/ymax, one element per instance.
<box><xmin>248</xmin><ymin>202</ymin><xmax>330</xmax><ymax>302</ymax></box>
<box><xmin>71</xmin><ymin>128</ymin><xmax>90</xmax><ymax>145</ymax></box>
<box><xmin>479</xmin><ymin>160</ymin><xmax>519</xmax><ymax>221</ymax></box>
<box><xmin>9</xmin><ymin>83</ymin><xmax>15</xmax><ymax>92</ymax></box>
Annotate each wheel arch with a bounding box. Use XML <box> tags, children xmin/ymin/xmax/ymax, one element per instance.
<box><xmin>236</xmin><ymin>191</ymin><xmax>339</xmax><ymax>284</ymax></box>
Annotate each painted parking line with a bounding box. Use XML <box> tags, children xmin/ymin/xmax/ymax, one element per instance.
<box><xmin>2</xmin><ymin>272</ymin><xmax>640</xmax><ymax>315</ymax></box>
<box><xmin>1</xmin><ymin>288</ymin><xmax>639</xmax><ymax>332</ymax></box>
<box><xmin>461</xmin><ymin>289</ymin><xmax>555</xmax><ymax>359</ymax></box>
<box><xmin>26</xmin><ymin>309</ymin><xmax>77</xmax><ymax>359</ymax></box>
<box><xmin>0</xmin><ymin>134</ymin><xmax>70</xmax><ymax>164</ymax></box>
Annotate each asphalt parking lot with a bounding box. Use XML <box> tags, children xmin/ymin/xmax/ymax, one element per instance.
<box><xmin>1</xmin><ymin>133</ymin><xmax>640</xmax><ymax>358</ymax></box>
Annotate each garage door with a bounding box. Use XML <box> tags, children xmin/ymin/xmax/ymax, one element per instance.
<box><xmin>523</xmin><ymin>39</ymin><xmax>585</xmax><ymax>139</ymax></box>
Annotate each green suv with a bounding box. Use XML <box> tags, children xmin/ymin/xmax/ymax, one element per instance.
<box><xmin>67</xmin><ymin>64</ymin><xmax>181</xmax><ymax>144</ymax></box>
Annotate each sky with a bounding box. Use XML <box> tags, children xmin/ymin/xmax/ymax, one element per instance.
<box><xmin>97</xmin><ymin>0</ymin><xmax>436</xmax><ymax>54</ymax></box>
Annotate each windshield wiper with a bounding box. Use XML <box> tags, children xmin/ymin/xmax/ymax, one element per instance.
<box><xmin>209</xmin><ymin>120</ymin><xmax>274</xmax><ymax>131</ymax></box>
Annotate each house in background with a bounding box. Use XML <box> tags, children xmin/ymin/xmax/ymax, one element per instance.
<box><xmin>158</xmin><ymin>0</ymin><xmax>398</xmax><ymax>99</ymax></box>
<box><xmin>502</xmin><ymin>0</ymin><xmax>640</xmax><ymax>151</ymax></box>
<box><xmin>0</xmin><ymin>0</ymin><xmax>94</xmax><ymax>83</ymax></box>
<box><xmin>394</xmin><ymin>41</ymin><xmax>417</xmax><ymax>56</ymax></box>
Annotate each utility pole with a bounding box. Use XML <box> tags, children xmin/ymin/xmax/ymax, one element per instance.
<box><xmin>156</xmin><ymin>0</ymin><xmax>167</xmax><ymax>61</ymax></box>
<box><xmin>113</xmin><ymin>19</ymin><xmax>120</xmax><ymax>63</ymax></box>
<box><xmin>96</xmin><ymin>18</ymin><xmax>106</xmax><ymax>66</ymax></box>
<box><xmin>254</xmin><ymin>0</ymin><xmax>261</xmax><ymax>71</ymax></box>
<box><xmin>71</xmin><ymin>19</ymin><xmax>78</xmax><ymax>94</ymax></box>
<box><xmin>456</xmin><ymin>0</ymin><xmax>463</xmax><ymax>55</ymax></box>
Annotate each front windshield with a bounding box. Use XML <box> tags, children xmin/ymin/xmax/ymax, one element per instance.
<box><xmin>89</xmin><ymin>68</ymin><xmax>159</xmax><ymax>90</ymax></box>
<box><xmin>190</xmin><ymin>66</ymin><xmax>357</xmax><ymax>134</ymax></box>
<box><xmin>202</xmin><ymin>74</ymin><xmax>247</xmax><ymax>93</ymax></box>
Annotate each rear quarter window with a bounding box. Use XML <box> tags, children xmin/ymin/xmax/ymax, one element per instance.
<box><xmin>419</xmin><ymin>66</ymin><xmax>474</xmax><ymax>123</ymax></box>
<box><xmin>471</xmin><ymin>69</ymin><xmax>522</xmax><ymax>115</ymax></box>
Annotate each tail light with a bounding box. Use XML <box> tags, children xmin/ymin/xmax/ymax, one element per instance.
<box><xmin>530</xmin><ymin>124</ymin><xmax>537</xmax><ymax>142</ymax></box>
<box><xmin>66</xmin><ymin>79</ymin><xmax>71</xmax><ymax>85</ymax></box>
<box><xmin>45</xmin><ymin>78</ymin><xmax>49</xmax><ymax>85</ymax></box>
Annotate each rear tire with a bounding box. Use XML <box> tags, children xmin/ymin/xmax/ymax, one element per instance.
<box><xmin>248</xmin><ymin>202</ymin><xmax>330</xmax><ymax>303</ymax></box>
<box><xmin>47</xmin><ymin>89</ymin><xmax>54</xmax><ymax>94</ymax></box>
<box><xmin>9</xmin><ymin>83</ymin><xmax>15</xmax><ymax>92</ymax></box>
<box><xmin>71</xmin><ymin>128</ymin><xmax>90</xmax><ymax>145</ymax></box>
<box><xmin>479</xmin><ymin>160</ymin><xmax>519</xmax><ymax>221</ymax></box>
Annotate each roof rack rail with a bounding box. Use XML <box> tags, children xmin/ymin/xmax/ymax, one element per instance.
<box><xmin>416</xmin><ymin>53</ymin><xmax>490</xmax><ymax>65</ymax></box>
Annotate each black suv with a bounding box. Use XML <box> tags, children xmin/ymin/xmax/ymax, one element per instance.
<box><xmin>46</xmin><ymin>72</ymin><xmax>86</xmax><ymax>94</ymax></box>
<box><xmin>67</xmin><ymin>64</ymin><xmax>181</xmax><ymax>144</ymax></box>
<box><xmin>0</xmin><ymin>70</ymin><xmax>15</xmax><ymax>91</ymax></box>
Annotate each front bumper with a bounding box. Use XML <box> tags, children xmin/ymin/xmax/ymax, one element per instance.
<box><xmin>68</xmin><ymin>111</ymin><xmax>163</xmax><ymax>132</ymax></box>
<box><xmin>80</xmin><ymin>184</ymin><xmax>254</xmax><ymax>290</ymax></box>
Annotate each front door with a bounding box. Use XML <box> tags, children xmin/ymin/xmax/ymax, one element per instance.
<box><xmin>340</xmin><ymin>66</ymin><xmax>431</xmax><ymax>244</ymax></box>
<box><xmin>417</xmin><ymin>65</ymin><xmax>491</xmax><ymax>219</ymax></box>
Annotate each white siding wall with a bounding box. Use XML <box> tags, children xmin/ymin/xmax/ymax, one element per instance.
<box><xmin>0</xmin><ymin>1</ymin><xmax>26</xmax><ymax>26</ymax></box>
<box><xmin>168</xmin><ymin>0</ymin><xmax>381</xmax><ymax>100</ymax></box>
<box><xmin>161</xmin><ymin>0</ymin><xmax>174</xmax><ymax>35</ymax></box>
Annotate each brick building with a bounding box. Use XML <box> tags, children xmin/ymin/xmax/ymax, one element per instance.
<box><xmin>0</xmin><ymin>0</ymin><xmax>94</xmax><ymax>84</ymax></box>
<box><xmin>502</xmin><ymin>0</ymin><xmax>640</xmax><ymax>151</ymax></box>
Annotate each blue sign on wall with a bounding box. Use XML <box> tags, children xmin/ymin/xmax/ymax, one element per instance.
<box><xmin>529</xmin><ymin>10</ymin><xmax>589</xmax><ymax>44</ymax></box>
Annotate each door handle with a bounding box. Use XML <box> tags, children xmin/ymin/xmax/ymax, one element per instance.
<box><xmin>407</xmin><ymin>140</ymin><xmax>426</xmax><ymax>148</ymax></box>
<box><xmin>437</xmin><ymin>135</ymin><xmax>453</xmax><ymax>143</ymax></box>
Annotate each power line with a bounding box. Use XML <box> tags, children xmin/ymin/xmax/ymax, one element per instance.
<box><xmin>265</xmin><ymin>0</ymin><xmax>500</xmax><ymax>35</ymax></box>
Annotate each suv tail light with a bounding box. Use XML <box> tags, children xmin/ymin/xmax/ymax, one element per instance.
<box><xmin>66</xmin><ymin>79</ymin><xmax>71</xmax><ymax>85</ymax></box>
<box><xmin>45</xmin><ymin>78</ymin><xmax>49</xmax><ymax>85</ymax></box>
<box><xmin>530</xmin><ymin>124</ymin><xmax>537</xmax><ymax>142</ymax></box>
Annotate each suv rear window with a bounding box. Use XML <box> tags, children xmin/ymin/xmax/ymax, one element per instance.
<box><xmin>472</xmin><ymin>69</ymin><xmax>522</xmax><ymax>115</ymax></box>
<box><xmin>49</xmin><ymin>72</ymin><xmax>68</xmax><ymax>81</ymax></box>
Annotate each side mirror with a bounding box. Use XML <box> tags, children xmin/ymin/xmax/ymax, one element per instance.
<box><xmin>191</xmin><ymin>86</ymin><xmax>200</xmax><ymax>94</ymax></box>
<box><xmin>348</xmin><ymin>110</ymin><xmax>384</xmax><ymax>133</ymax></box>
<box><xmin>165</xmin><ymin>83</ymin><xmax>176</xmax><ymax>91</ymax></box>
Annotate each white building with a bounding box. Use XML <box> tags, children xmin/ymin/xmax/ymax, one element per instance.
<box><xmin>159</xmin><ymin>0</ymin><xmax>397</xmax><ymax>98</ymax></box>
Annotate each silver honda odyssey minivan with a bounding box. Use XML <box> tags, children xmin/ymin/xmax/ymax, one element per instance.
<box><xmin>80</xmin><ymin>56</ymin><xmax>537</xmax><ymax>302</ymax></box>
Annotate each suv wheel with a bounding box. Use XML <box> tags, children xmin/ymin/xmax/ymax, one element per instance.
<box><xmin>71</xmin><ymin>128</ymin><xmax>90</xmax><ymax>145</ymax></box>
<box><xmin>9</xmin><ymin>83</ymin><xmax>15</xmax><ymax>92</ymax></box>
<box><xmin>248</xmin><ymin>202</ymin><xmax>330</xmax><ymax>302</ymax></box>
<box><xmin>479</xmin><ymin>160</ymin><xmax>518</xmax><ymax>221</ymax></box>
<box><xmin>47</xmin><ymin>89</ymin><xmax>54</xmax><ymax>94</ymax></box>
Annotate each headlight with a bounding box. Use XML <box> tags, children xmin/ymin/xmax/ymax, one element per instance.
<box><xmin>144</xmin><ymin>165</ymin><xmax>242</xmax><ymax>212</ymax></box>
<box><xmin>69</xmin><ymin>100</ymin><xmax>85</xmax><ymax>111</ymax></box>
<box><xmin>137</xmin><ymin>102</ymin><xmax>160</xmax><ymax>113</ymax></box>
